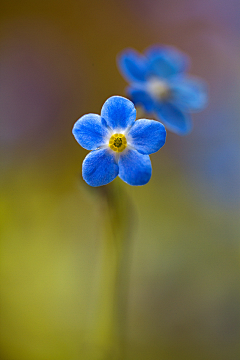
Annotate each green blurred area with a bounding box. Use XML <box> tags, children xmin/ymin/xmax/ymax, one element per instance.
<box><xmin>0</xmin><ymin>0</ymin><xmax>240</xmax><ymax>359</ymax></box>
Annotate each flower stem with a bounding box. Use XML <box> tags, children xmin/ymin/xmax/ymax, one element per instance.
<box><xmin>87</xmin><ymin>179</ymin><xmax>134</xmax><ymax>360</ymax></box>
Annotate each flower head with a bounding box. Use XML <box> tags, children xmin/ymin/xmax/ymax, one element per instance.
<box><xmin>72</xmin><ymin>96</ymin><xmax>166</xmax><ymax>187</ymax></box>
<box><xmin>117</xmin><ymin>45</ymin><xmax>208</xmax><ymax>135</ymax></box>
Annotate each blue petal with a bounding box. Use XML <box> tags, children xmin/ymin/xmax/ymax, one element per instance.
<box><xmin>72</xmin><ymin>114</ymin><xmax>109</xmax><ymax>150</ymax></box>
<box><xmin>101</xmin><ymin>96</ymin><xmax>136</xmax><ymax>131</ymax></box>
<box><xmin>127</xmin><ymin>87</ymin><xmax>154</xmax><ymax>112</ymax></box>
<box><xmin>118</xmin><ymin>149</ymin><xmax>152</xmax><ymax>186</ymax></box>
<box><xmin>82</xmin><ymin>148</ymin><xmax>119</xmax><ymax>187</ymax></box>
<box><xmin>155</xmin><ymin>102</ymin><xmax>192</xmax><ymax>135</ymax></box>
<box><xmin>117</xmin><ymin>48</ymin><xmax>148</xmax><ymax>83</ymax></box>
<box><xmin>169</xmin><ymin>77</ymin><xmax>208</xmax><ymax>112</ymax></box>
<box><xmin>145</xmin><ymin>45</ymin><xmax>190</xmax><ymax>79</ymax></box>
<box><xmin>128</xmin><ymin>119</ymin><xmax>166</xmax><ymax>155</ymax></box>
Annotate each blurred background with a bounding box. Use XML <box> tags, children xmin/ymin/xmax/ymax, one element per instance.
<box><xmin>0</xmin><ymin>0</ymin><xmax>240</xmax><ymax>359</ymax></box>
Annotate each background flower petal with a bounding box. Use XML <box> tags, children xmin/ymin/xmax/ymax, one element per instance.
<box><xmin>170</xmin><ymin>77</ymin><xmax>208</xmax><ymax>112</ymax></box>
<box><xmin>127</xmin><ymin>87</ymin><xmax>155</xmax><ymax>112</ymax></box>
<box><xmin>128</xmin><ymin>119</ymin><xmax>166</xmax><ymax>154</ymax></box>
<box><xmin>101</xmin><ymin>96</ymin><xmax>136</xmax><ymax>131</ymax></box>
<box><xmin>145</xmin><ymin>45</ymin><xmax>190</xmax><ymax>79</ymax></box>
<box><xmin>155</xmin><ymin>102</ymin><xmax>192</xmax><ymax>135</ymax></box>
<box><xmin>72</xmin><ymin>114</ymin><xmax>109</xmax><ymax>150</ymax></box>
<box><xmin>118</xmin><ymin>149</ymin><xmax>152</xmax><ymax>185</ymax></box>
<box><xmin>82</xmin><ymin>148</ymin><xmax>119</xmax><ymax>187</ymax></box>
<box><xmin>117</xmin><ymin>48</ymin><xmax>148</xmax><ymax>82</ymax></box>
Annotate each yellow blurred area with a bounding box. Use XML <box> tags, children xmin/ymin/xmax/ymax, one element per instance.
<box><xmin>0</xmin><ymin>0</ymin><xmax>240</xmax><ymax>359</ymax></box>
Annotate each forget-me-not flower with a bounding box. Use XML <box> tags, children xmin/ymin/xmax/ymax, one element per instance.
<box><xmin>117</xmin><ymin>45</ymin><xmax>208</xmax><ymax>135</ymax></box>
<box><xmin>72</xmin><ymin>96</ymin><xmax>166</xmax><ymax>187</ymax></box>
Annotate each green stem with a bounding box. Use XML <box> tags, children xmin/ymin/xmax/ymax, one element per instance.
<box><xmin>87</xmin><ymin>179</ymin><xmax>134</xmax><ymax>360</ymax></box>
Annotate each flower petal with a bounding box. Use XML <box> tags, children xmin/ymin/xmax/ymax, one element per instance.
<box><xmin>101</xmin><ymin>96</ymin><xmax>136</xmax><ymax>131</ymax></box>
<box><xmin>117</xmin><ymin>48</ymin><xmax>148</xmax><ymax>83</ymax></box>
<box><xmin>145</xmin><ymin>45</ymin><xmax>190</xmax><ymax>79</ymax></box>
<box><xmin>82</xmin><ymin>148</ymin><xmax>119</xmax><ymax>187</ymax></box>
<box><xmin>170</xmin><ymin>77</ymin><xmax>208</xmax><ymax>112</ymax></box>
<box><xmin>128</xmin><ymin>119</ymin><xmax>166</xmax><ymax>155</ymax></box>
<box><xmin>127</xmin><ymin>87</ymin><xmax>155</xmax><ymax>112</ymax></box>
<box><xmin>118</xmin><ymin>149</ymin><xmax>152</xmax><ymax>186</ymax></box>
<box><xmin>72</xmin><ymin>114</ymin><xmax>109</xmax><ymax>150</ymax></box>
<box><xmin>155</xmin><ymin>102</ymin><xmax>192</xmax><ymax>135</ymax></box>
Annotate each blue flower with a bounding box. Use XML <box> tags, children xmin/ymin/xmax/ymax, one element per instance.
<box><xmin>117</xmin><ymin>45</ymin><xmax>208</xmax><ymax>135</ymax></box>
<box><xmin>72</xmin><ymin>96</ymin><xmax>166</xmax><ymax>187</ymax></box>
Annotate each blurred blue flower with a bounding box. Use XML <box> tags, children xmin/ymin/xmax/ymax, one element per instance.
<box><xmin>72</xmin><ymin>96</ymin><xmax>166</xmax><ymax>186</ymax></box>
<box><xmin>117</xmin><ymin>45</ymin><xmax>208</xmax><ymax>135</ymax></box>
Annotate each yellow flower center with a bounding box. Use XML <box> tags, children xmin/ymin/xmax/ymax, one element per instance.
<box><xmin>109</xmin><ymin>133</ymin><xmax>127</xmax><ymax>153</ymax></box>
<box><xmin>147</xmin><ymin>78</ymin><xmax>170</xmax><ymax>100</ymax></box>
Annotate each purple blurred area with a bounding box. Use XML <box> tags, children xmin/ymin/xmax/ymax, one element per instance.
<box><xmin>0</xmin><ymin>1</ymin><xmax>239</xmax><ymax>360</ymax></box>
<box><xmin>128</xmin><ymin>0</ymin><xmax>240</xmax><ymax>30</ymax></box>
<box><xmin>0</xmin><ymin>17</ymin><xmax>88</xmax><ymax>160</ymax></box>
<box><xmin>125</xmin><ymin>0</ymin><xmax>240</xmax><ymax>208</ymax></box>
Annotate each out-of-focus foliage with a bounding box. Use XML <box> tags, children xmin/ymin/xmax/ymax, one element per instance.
<box><xmin>0</xmin><ymin>0</ymin><xmax>239</xmax><ymax>360</ymax></box>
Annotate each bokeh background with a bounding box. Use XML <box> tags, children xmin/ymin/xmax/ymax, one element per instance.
<box><xmin>1</xmin><ymin>0</ymin><xmax>240</xmax><ymax>359</ymax></box>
